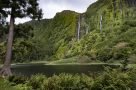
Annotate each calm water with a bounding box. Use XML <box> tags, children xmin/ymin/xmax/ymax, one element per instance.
<box><xmin>11</xmin><ymin>64</ymin><xmax>120</xmax><ymax>76</ymax></box>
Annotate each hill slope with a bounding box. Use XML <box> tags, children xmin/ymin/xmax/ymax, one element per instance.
<box><xmin>28</xmin><ymin>0</ymin><xmax>136</xmax><ymax>63</ymax></box>
<box><xmin>27</xmin><ymin>11</ymin><xmax>79</xmax><ymax>60</ymax></box>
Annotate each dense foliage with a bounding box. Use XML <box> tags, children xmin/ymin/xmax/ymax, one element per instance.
<box><xmin>0</xmin><ymin>68</ymin><xmax>136</xmax><ymax>90</ymax></box>
<box><xmin>27</xmin><ymin>11</ymin><xmax>79</xmax><ymax>61</ymax></box>
<box><xmin>1</xmin><ymin>0</ymin><xmax>136</xmax><ymax>63</ymax></box>
<box><xmin>0</xmin><ymin>24</ymin><xmax>34</xmax><ymax>63</ymax></box>
<box><xmin>23</xmin><ymin>0</ymin><xmax>136</xmax><ymax>63</ymax></box>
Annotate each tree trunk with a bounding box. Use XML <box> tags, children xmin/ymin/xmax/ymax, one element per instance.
<box><xmin>0</xmin><ymin>14</ymin><xmax>14</xmax><ymax>76</ymax></box>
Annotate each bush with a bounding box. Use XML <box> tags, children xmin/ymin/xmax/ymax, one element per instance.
<box><xmin>1</xmin><ymin>68</ymin><xmax>136</xmax><ymax>90</ymax></box>
<box><xmin>128</xmin><ymin>69</ymin><xmax>136</xmax><ymax>89</ymax></box>
<box><xmin>27</xmin><ymin>74</ymin><xmax>47</xmax><ymax>89</ymax></box>
<box><xmin>91</xmin><ymin>68</ymin><xmax>131</xmax><ymax>90</ymax></box>
<box><xmin>27</xmin><ymin>73</ymin><xmax>93</xmax><ymax>90</ymax></box>
<box><xmin>97</xmin><ymin>48</ymin><xmax>112</xmax><ymax>62</ymax></box>
<box><xmin>124</xmin><ymin>20</ymin><xmax>136</xmax><ymax>27</ymax></box>
<box><xmin>113</xmin><ymin>47</ymin><xmax>132</xmax><ymax>60</ymax></box>
<box><xmin>0</xmin><ymin>77</ymin><xmax>17</xmax><ymax>90</ymax></box>
<box><xmin>8</xmin><ymin>75</ymin><xmax>27</xmax><ymax>85</ymax></box>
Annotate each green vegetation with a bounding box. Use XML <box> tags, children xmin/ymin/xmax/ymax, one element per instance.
<box><xmin>0</xmin><ymin>68</ymin><xmax>136</xmax><ymax>90</ymax></box>
<box><xmin>0</xmin><ymin>0</ymin><xmax>42</xmax><ymax>76</ymax></box>
<box><xmin>0</xmin><ymin>0</ymin><xmax>136</xmax><ymax>64</ymax></box>
<box><xmin>67</xmin><ymin>0</ymin><xmax>136</xmax><ymax>63</ymax></box>
<box><xmin>0</xmin><ymin>0</ymin><xmax>136</xmax><ymax>89</ymax></box>
<box><xmin>15</xmin><ymin>0</ymin><xmax>135</xmax><ymax>63</ymax></box>
<box><xmin>0</xmin><ymin>77</ymin><xmax>17</xmax><ymax>90</ymax></box>
<box><xmin>0</xmin><ymin>24</ymin><xmax>34</xmax><ymax>63</ymax></box>
<box><xmin>26</xmin><ymin>10</ymin><xmax>79</xmax><ymax>61</ymax></box>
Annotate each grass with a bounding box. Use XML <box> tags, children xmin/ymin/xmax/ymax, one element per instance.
<box><xmin>0</xmin><ymin>56</ymin><xmax>136</xmax><ymax>67</ymax></box>
<box><xmin>0</xmin><ymin>56</ymin><xmax>135</xmax><ymax>67</ymax></box>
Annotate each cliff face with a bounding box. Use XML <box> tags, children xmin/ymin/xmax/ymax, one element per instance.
<box><xmin>28</xmin><ymin>0</ymin><xmax>136</xmax><ymax>62</ymax></box>
<box><xmin>84</xmin><ymin>0</ymin><xmax>136</xmax><ymax>32</ymax></box>
<box><xmin>69</xmin><ymin>0</ymin><xmax>136</xmax><ymax>62</ymax></box>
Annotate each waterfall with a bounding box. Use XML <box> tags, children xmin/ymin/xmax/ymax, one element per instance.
<box><xmin>77</xmin><ymin>15</ymin><xmax>81</xmax><ymax>41</ymax></box>
<box><xmin>100</xmin><ymin>15</ymin><xmax>103</xmax><ymax>32</ymax></box>
<box><xmin>119</xmin><ymin>0</ymin><xmax>123</xmax><ymax>15</ymax></box>
<box><xmin>86</xmin><ymin>26</ymin><xmax>89</xmax><ymax>34</ymax></box>
<box><xmin>112</xmin><ymin>0</ymin><xmax>116</xmax><ymax>17</ymax></box>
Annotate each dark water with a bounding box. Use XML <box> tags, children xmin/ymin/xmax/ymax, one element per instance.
<box><xmin>11</xmin><ymin>64</ymin><xmax>120</xmax><ymax>76</ymax></box>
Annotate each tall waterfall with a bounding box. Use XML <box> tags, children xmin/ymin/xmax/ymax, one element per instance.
<box><xmin>77</xmin><ymin>15</ymin><xmax>81</xmax><ymax>41</ymax></box>
<box><xmin>119</xmin><ymin>0</ymin><xmax>123</xmax><ymax>15</ymax></box>
<box><xmin>100</xmin><ymin>15</ymin><xmax>103</xmax><ymax>32</ymax></box>
<box><xmin>86</xmin><ymin>26</ymin><xmax>89</xmax><ymax>35</ymax></box>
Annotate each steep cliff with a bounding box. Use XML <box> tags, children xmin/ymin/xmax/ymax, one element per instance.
<box><xmin>67</xmin><ymin>0</ymin><xmax>136</xmax><ymax>62</ymax></box>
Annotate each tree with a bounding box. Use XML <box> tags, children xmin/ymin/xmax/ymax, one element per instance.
<box><xmin>0</xmin><ymin>0</ymin><xmax>42</xmax><ymax>76</ymax></box>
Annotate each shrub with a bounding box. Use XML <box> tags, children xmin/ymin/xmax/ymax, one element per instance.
<box><xmin>23</xmin><ymin>73</ymin><xmax>93</xmax><ymax>90</ymax></box>
<box><xmin>27</xmin><ymin>74</ymin><xmax>47</xmax><ymax>89</ymax></box>
<box><xmin>8</xmin><ymin>75</ymin><xmax>27</xmax><ymax>85</ymax></box>
<box><xmin>128</xmin><ymin>69</ymin><xmax>136</xmax><ymax>89</ymax></box>
<box><xmin>0</xmin><ymin>77</ymin><xmax>17</xmax><ymax>90</ymax></box>
<box><xmin>2</xmin><ymin>68</ymin><xmax>136</xmax><ymax>90</ymax></box>
<box><xmin>15</xmin><ymin>84</ymin><xmax>32</xmax><ymax>90</ymax></box>
<box><xmin>97</xmin><ymin>48</ymin><xmax>112</xmax><ymax>62</ymax></box>
<box><xmin>91</xmin><ymin>68</ymin><xmax>131</xmax><ymax>90</ymax></box>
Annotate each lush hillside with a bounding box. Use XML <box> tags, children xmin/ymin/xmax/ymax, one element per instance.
<box><xmin>27</xmin><ymin>10</ymin><xmax>79</xmax><ymax>61</ymax></box>
<box><xmin>26</xmin><ymin>0</ymin><xmax>136</xmax><ymax>63</ymax></box>
<box><xmin>66</xmin><ymin>0</ymin><xmax>136</xmax><ymax>61</ymax></box>
<box><xmin>66</xmin><ymin>0</ymin><xmax>136</xmax><ymax>63</ymax></box>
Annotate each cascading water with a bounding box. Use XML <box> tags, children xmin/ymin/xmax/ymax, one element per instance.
<box><xmin>100</xmin><ymin>15</ymin><xmax>103</xmax><ymax>32</ymax></box>
<box><xmin>119</xmin><ymin>0</ymin><xmax>123</xmax><ymax>15</ymax></box>
<box><xmin>77</xmin><ymin>15</ymin><xmax>81</xmax><ymax>41</ymax></box>
<box><xmin>86</xmin><ymin>26</ymin><xmax>89</xmax><ymax>35</ymax></box>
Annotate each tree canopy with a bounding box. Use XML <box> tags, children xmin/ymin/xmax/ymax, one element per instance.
<box><xmin>0</xmin><ymin>0</ymin><xmax>42</xmax><ymax>19</ymax></box>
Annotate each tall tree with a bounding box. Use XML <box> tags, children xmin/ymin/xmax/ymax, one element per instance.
<box><xmin>0</xmin><ymin>0</ymin><xmax>42</xmax><ymax>76</ymax></box>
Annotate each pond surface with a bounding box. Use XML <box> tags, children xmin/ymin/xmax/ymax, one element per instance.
<box><xmin>11</xmin><ymin>64</ymin><xmax>120</xmax><ymax>76</ymax></box>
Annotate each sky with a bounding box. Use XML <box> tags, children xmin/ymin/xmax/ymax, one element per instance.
<box><xmin>15</xmin><ymin>0</ymin><xmax>97</xmax><ymax>24</ymax></box>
